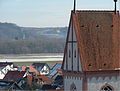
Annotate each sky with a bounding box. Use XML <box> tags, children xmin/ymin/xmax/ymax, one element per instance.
<box><xmin>0</xmin><ymin>0</ymin><xmax>119</xmax><ymax>27</ymax></box>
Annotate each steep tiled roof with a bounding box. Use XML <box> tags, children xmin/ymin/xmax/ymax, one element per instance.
<box><xmin>51</xmin><ymin>63</ymin><xmax>62</xmax><ymax>71</ymax></box>
<box><xmin>63</xmin><ymin>10</ymin><xmax>120</xmax><ymax>71</ymax></box>
<box><xmin>32</xmin><ymin>63</ymin><xmax>49</xmax><ymax>70</ymax></box>
<box><xmin>49</xmin><ymin>63</ymin><xmax>62</xmax><ymax>78</ymax></box>
<box><xmin>22</xmin><ymin>66</ymin><xmax>39</xmax><ymax>75</ymax></box>
<box><xmin>3</xmin><ymin>71</ymin><xmax>26</xmax><ymax>82</ymax></box>
<box><xmin>32</xmin><ymin>63</ymin><xmax>45</xmax><ymax>67</ymax></box>
<box><xmin>34</xmin><ymin>75</ymin><xmax>52</xmax><ymax>84</ymax></box>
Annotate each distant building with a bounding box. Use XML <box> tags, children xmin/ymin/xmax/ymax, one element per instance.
<box><xmin>32</xmin><ymin>63</ymin><xmax>50</xmax><ymax>75</ymax></box>
<box><xmin>49</xmin><ymin>63</ymin><xmax>62</xmax><ymax>79</ymax></box>
<box><xmin>0</xmin><ymin>81</ymin><xmax>22</xmax><ymax>90</ymax></box>
<box><xmin>62</xmin><ymin>4</ymin><xmax>120</xmax><ymax>91</ymax></box>
<box><xmin>22</xmin><ymin>66</ymin><xmax>39</xmax><ymax>75</ymax></box>
<box><xmin>3</xmin><ymin>71</ymin><xmax>27</xmax><ymax>88</ymax></box>
<box><xmin>0</xmin><ymin>62</ymin><xmax>17</xmax><ymax>79</ymax></box>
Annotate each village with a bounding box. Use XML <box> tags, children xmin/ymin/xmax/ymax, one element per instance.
<box><xmin>0</xmin><ymin>0</ymin><xmax>120</xmax><ymax>91</ymax></box>
<box><xmin>0</xmin><ymin>62</ymin><xmax>63</xmax><ymax>90</ymax></box>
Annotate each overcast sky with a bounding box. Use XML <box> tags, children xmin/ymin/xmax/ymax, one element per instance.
<box><xmin>0</xmin><ymin>0</ymin><xmax>119</xmax><ymax>27</ymax></box>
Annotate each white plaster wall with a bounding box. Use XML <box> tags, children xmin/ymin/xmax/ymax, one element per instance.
<box><xmin>73</xmin><ymin>43</ymin><xmax>78</xmax><ymax>71</ymax></box>
<box><xmin>64</xmin><ymin>76</ymin><xmax>83</xmax><ymax>91</ymax></box>
<box><xmin>65</xmin><ymin>21</ymin><xmax>72</xmax><ymax>71</ymax></box>
<box><xmin>68</xmin><ymin>21</ymin><xmax>72</xmax><ymax>41</ymax></box>
<box><xmin>63</xmin><ymin>20</ymin><xmax>82</xmax><ymax>72</ymax></box>
<box><xmin>67</xmin><ymin>43</ymin><xmax>72</xmax><ymax>71</ymax></box>
<box><xmin>88</xmin><ymin>76</ymin><xmax>120</xmax><ymax>91</ymax></box>
<box><xmin>0</xmin><ymin>71</ymin><xmax>5</xmax><ymax>79</ymax></box>
<box><xmin>73</xmin><ymin>26</ymin><xmax>77</xmax><ymax>41</ymax></box>
<box><xmin>40</xmin><ymin>65</ymin><xmax>49</xmax><ymax>75</ymax></box>
<box><xmin>78</xmin><ymin>57</ymin><xmax>82</xmax><ymax>72</ymax></box>
<box><xmin>0</xmin><ymin>65</ymin><xmax>15</xmax><ymax>79</ymax></box>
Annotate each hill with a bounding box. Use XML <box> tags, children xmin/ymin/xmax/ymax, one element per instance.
<box><xmin>0</xmin><ymin>22</ymin><xmax>67</xmax><ymax>39</ymax></box>
<box><xmin>0</xmin><ymin>22</ymin><xmax>67</xmax><ymax>54</ymax></box>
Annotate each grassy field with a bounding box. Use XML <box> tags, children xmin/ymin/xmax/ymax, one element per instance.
<box><xmin>0</xmin><ymin>53</ymin><xmax>63</xmax><ymax>67</ymax></box>
<box><xmin>13</xmin><ymin>61</ymin><xmax>62</xmax><ymax>67</ymax></box>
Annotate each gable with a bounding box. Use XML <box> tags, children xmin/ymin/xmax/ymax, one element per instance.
<box><xmin>3</xmin><ymin>71</ymin><xmax>26</xmax><ymax>82</ymax></box>
<box><xmin>62</xmin><ymin>14</ymin><xmax>82</xmax><ymax>72</ymax></box>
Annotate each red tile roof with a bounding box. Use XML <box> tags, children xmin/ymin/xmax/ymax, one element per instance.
<box><xmin>3</xmin><ymin>71</ymin><xmax>26</xmax><ymax>82</ymax></box>
<box><xmin>62</xmin><ymin>10</ymin><xmax>120</xmax><ymax>71</ymax></box>
<box><xmin>34</xmin><ymin>75</ymin><xmax>52</xmax><ymax>84</ymax></box>
<box><xmin>22</xmin><ymin>66</ymin><xmax>39</xmax><ymax>75</ymax></box>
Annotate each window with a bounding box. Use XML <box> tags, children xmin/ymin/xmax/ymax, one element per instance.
<box><xmin>70</xmin><ymin>83</ymin><xmax>77</xmax><ymax>91</ymax></box>
<box><xmin>69</xmin><ymin>50</ymin><xmax>71</xmax><ymax>58</ymax></box>
<box><xmin>74</xmin><ymin>50</ymin><xmax>76</xmax><ymax>58</ymax></box>
<box><xmin>100</xmin><ymin>84</ymin><xmax>114</xmax><ymax>91</ymax></box>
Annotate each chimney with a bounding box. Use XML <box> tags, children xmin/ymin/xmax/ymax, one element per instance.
<box><xmin>114</xmin><ymin>0</ymin><xmax>118</xmax><ymax>14</ymax></box>
<box><xmin>73</xmin><ymin>0</ymin><xmax>76</xmax><ymax>13</ymax></box>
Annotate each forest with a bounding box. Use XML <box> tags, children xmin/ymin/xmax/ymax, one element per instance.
<box><xmin>0</xmin><ymin>38</ymin><xmax>65</xmax><ymax>54</ymax></box>
<box><xmin>0</xmin><ymin>22</ymin><xmax>67</xmax><ymax>54</ymax></box>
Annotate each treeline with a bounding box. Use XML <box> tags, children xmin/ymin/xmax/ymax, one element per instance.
<box><xmin>0</xmin><ymin>22</ymin><xmax>67</xmax><ymax>39</ymax></box>
<box><xmin>0</xmin><ymin>38</ymin><xmax>65</xmax><ymax>54</ymax></box>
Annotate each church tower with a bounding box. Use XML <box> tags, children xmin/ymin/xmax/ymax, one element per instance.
<box><xmin>62</xmin><ymin>0</ymin><xmax>120</xmax><ymax>91</ymax></box>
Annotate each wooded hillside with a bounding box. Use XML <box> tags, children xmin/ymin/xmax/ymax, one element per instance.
<box><xmin>0</xmin><ymin>22</ymin><xmax>67</xmax><ymax>54</ymax></box>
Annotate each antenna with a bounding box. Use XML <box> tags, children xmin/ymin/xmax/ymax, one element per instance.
<box><xmin>73</xmin><ymin>0</ymin><xmax>76</xmax><ymax>13</ymax></box>
<box><xmin>114</xmin><ymin>0</ymin><xmax>117</xmax><ymax>14</ymax></box>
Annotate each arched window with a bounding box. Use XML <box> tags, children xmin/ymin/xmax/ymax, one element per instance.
<box><xmin>70</xmin><ymin>83</ymin><xmax>77</xmax><ymax>91</ymax></box>
<box><xmin>100</xmin><ymin>84</ymin><xmax>114</xmax><ymax>91</ymax></box>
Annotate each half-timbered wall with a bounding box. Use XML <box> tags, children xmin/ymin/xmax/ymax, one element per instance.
<box><xmin>63</xmin><ymin>19</ymin><xmax>82</xmax><ymax>72</ymax></box>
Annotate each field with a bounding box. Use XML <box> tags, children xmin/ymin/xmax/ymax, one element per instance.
<box><xmin>13</xmin><ymin>61</ymin><xmax>62</xmax><ymax>67</ymax></box>
<box><xmin>0</xmin><ymin>53</ymin><xmax>63</xmax><ymax>66</ymax></box>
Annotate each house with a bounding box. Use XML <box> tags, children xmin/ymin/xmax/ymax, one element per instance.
<box><xmin>0</xmin><ymin>81</ymin><xmax>22</xmax><ymax>90</ymax></box>
<box><xmin>32</xmin><ymin>63</ymin><xmax>50</xmax><ymax>75</ymax></box>
<box><xmin>40</xmin><ymin>84</ymin><xmax>58</xmax><ymax>91</ymax></box>
<box><xmin>0</xmin><ymin>62</ymin><xmax>16</xmax><ymax>79</ymax></box>
<box><xmin>49</xmin><ymin>63</ymin><xmax>62</xmax><ymax>79</ymax></box>
<box><xmin>34</xmin><ymin>75</ymin><xmax>52</xmax><ymax>85</ymax></box>
<box><xmin>3</xmin><ymin>71</ymin><xmax>27</xmax><ymax>88</ymax></box>
<box><xmin>53</xmin><ymin>75</ymin><xmax>63</xmax><ymax>89</ymax></box>
<box><xmin>62</xmin><ymin>0</ymin><xmax>120</xmax><ymax>91</ymax></box>
<box><xmin>22</xmin><ymin>65</ymin><xmax>39</xmax><ymax>75</ymax></box>
<box><xmin>40</xmin><ymin>84</ymin><xmax>64</xmax><ymax>91</ymax></box>
<box><xmin>26</xmin><ymin>75</ymin><xmax>52</xmax><ymax>90</ymax></box>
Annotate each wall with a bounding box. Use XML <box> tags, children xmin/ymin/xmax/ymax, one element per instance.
<box><xmin>0</xmin><ymin>65</ymin><xmax>14</xmax><ymax>79</ymax></box>
<box><xmin>40</xmin><ymin>65</ymin><xmax>49</xmax><ymax>75</ymax></box>
<box><xmin>88</xmin><ymin>76</ymin><xmax>120</xmax><ymax>91</ymax></box>
<box><xmin>64</xmin><ymin>76</ymin><xmax>83</xmax><ymax>91</ymax></box>
<box><xmin>63</xmin><ymin>19</ymin><xmax>82</xmax><ymax>72</ymax></box>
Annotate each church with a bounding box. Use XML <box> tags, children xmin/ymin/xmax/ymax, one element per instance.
<box><xmin>62</xmin><ymin>0</ymin><xmax>120</xmax><ymax>91</ymax></box>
